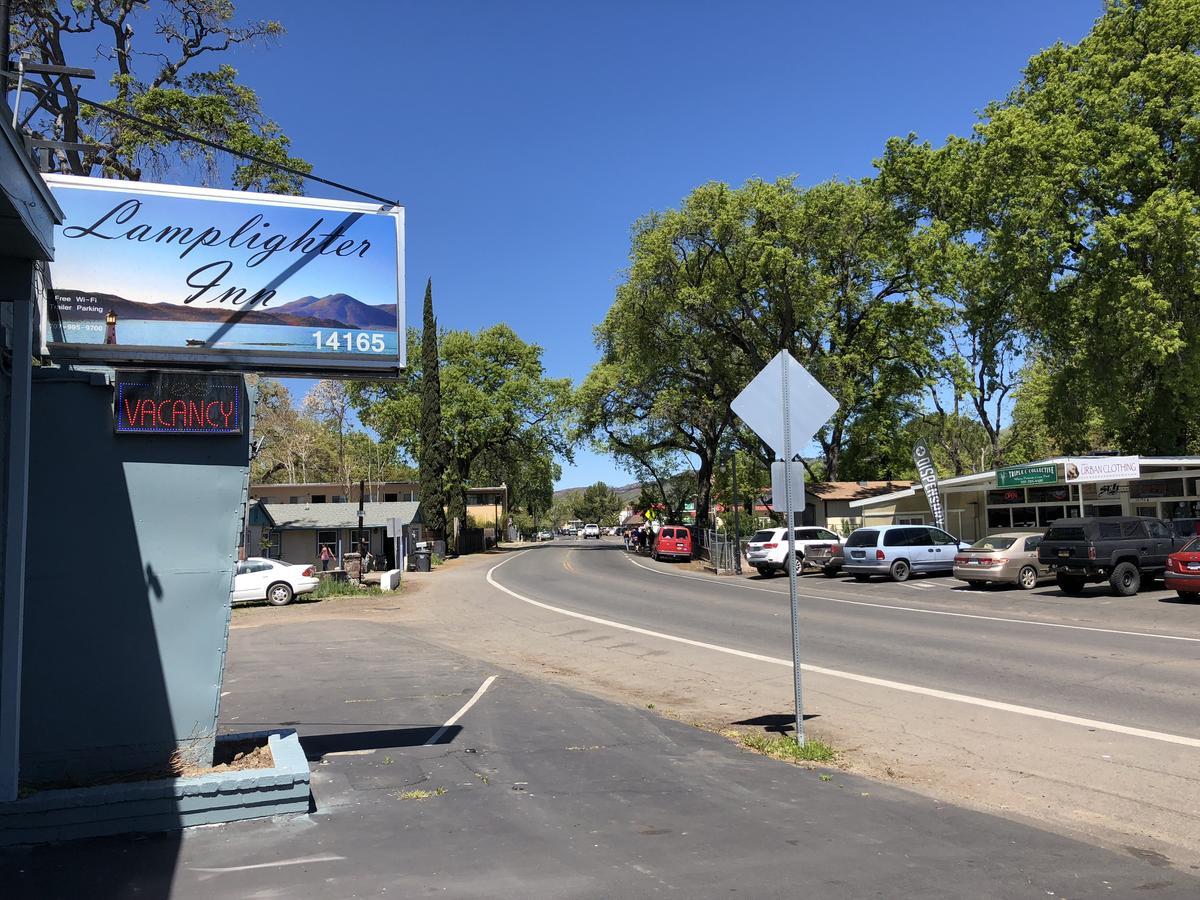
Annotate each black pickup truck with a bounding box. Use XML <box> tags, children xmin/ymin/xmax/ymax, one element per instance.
<box><xmin>1037</xmin><ymin>516</ymin><xmax>1178</xmax><ymax>596</ymax></box>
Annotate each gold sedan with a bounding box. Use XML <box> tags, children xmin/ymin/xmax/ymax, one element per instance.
<box><xmin>953</xmin><ymin>531</ymin><xmax>1052</xmax><ymax>590</ymax></box>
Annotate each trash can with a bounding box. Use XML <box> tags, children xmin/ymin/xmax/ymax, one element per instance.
<box><xmin>413</xmin><ymin>549</ymin><xmax>432</xmax><ymax>572</ymax></box>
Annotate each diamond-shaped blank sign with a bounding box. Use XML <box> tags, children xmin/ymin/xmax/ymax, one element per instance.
<box><xmin>731</xmin><ymin>350</ymin><xmax>838</xmax><ymax>458</ymax></box>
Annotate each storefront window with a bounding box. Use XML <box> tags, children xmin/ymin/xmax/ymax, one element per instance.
<box><xmin>1135</xmin><ymin>505</ymin><xmax>1157</xmax><ymax>518</ymax></box>
<box><xmin>987</xmin><ymin>489</ymin><xmax>1025</xmax><ymax>505</ymax></box>
<box><xmin>1130</xmin><ymin>478</ymin><xmax>1184</xmax><ymax>499</ymax></box>
<box><xmin>987</xmin><ymin>508</ymin><xmax>1010</xmax><ymax>530</ymax></box>
<box><xmin>1163</xmin><ymin>500</ymin><xmax>1200</xmax><ymax>519</ymax></box>
<box><xmin>1011</xmin><ymin>507</ymin><xmax>1037</xmax><ymax>528</ymax></box>
<box><xmin>1038</xmin><ymin>505</ymin><xmax>1067</xmax><ymax>527</ymax></box>
<box><xmin>1029</xmin><ymin>485</ymin><xmax>1072</xmax><ymax>504</ymax></box>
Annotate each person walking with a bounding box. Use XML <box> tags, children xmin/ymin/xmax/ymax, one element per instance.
<box><xmin>320</xmin><ymin>544</ymin><xmax>333</xmax><ymax>571</ymax></box>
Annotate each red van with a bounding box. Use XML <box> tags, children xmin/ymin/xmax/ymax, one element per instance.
<box><xmin>652</xmin><ymin>525</ymin><xmax>693</xmax><ymax>562</ymax></box>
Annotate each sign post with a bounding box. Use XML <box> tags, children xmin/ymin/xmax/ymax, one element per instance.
<box><xmin>731</xmin><ymin>350</ymin><xmax>838</xmax><ymax>745</ymax></box>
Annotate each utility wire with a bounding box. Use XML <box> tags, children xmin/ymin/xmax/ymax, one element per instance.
<box><xmin>63</xmin><ymin>92</ymin><xmax>401</xmax><ymax>208</ymax></box>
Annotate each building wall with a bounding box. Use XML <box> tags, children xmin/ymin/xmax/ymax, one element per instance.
<box><xmin>251</xmin><ymin>482</ymin><xmax>418</xmax><ymax>504</ymax></box>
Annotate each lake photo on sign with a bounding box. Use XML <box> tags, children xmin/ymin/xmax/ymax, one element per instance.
<box><xmin>43</xmin><ymin>176</ymin><xmax>404</xmax><ymax>376</ymax></box>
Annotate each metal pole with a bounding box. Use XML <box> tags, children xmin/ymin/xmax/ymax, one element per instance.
<box><xmin>781</xmin><ymin>360</ymin><xmax>805</xmax><ymax>745</ymax></box>
<box><xmin>731</xmin><ymin>451</ymin><xmax>742</xmax><ymax>575</ymax></box>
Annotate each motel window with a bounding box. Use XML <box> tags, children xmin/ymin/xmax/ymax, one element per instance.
<box><xmin>261</xmin><ymin>529</ymin><xmax>282</xmax><ymax>559</ymax></box>
<box><xmin>289</xmin><ymin>496</ymin><xmax>302</xmax><ymax>504</ymax></box>
<box><xmin>385</xmin><ymin>493</ymin><xmax>398</xmax><ymax>502</ymax></box>
<box><xmin>311</xmin><ymin>495</ymin><xmax>326</xmax><ymax>503</ymax></box>
<box><xmin>333</xmin><ymin>495</ymin><xmax>347</xmax><ymax>503</ymax></box>
<box><xmin>317</xmin><ymin>530</ymin><xmax>337</xmax><ymax>556</ymax></box>
<box><xmin>352</xmin><ymin>530</ymin><xmax>372</xmax><ymax>554</ymax></box>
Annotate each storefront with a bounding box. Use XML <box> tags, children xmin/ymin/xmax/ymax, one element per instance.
<box><xmin>848</xmin><ymin>457</ymin><xmax>1200</xmax><ymax>542</ymax></box>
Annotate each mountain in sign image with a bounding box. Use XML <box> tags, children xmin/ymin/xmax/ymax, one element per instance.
<box><xmin>50</xmin><ymin>290</ymin><xmax>352</xmax><ymax>328</ymax></box>
<box><xmin>271</xmin><ymin>294</ymin><xmax>396</xmax><ymax>328</ymax></box>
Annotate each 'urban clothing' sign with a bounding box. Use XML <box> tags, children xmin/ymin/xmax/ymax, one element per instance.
<box><xmin>911</xmin><ymin>439</ymin><xmax>946</xmax><ymax>531</ymax></box>
<box><xmin>1064</xmin><ymin>456</ymin><xmax>1141</xmax><ymax>484</ymax></box>
<box><xmin>996</xmin><ymin>463</ymin><xmax>1059</xmax><ymax>488</ymax></box>
<box><xmin>43</xmin><ymin>175</ymin><xmax>404</xmax><ymax>378</ymax></box>
<box><xmin>115</xmin><ymin>372</ymin><xmax>242</xmax><ymax>435</ymax></box>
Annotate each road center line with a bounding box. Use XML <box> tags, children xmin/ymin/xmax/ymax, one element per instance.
<box><xmin>488</xmin><ymin>551</ymin><xmax>1200</xmax><ymax>749</ymax></box>
<box><xmin>622</xmin><ymin>553</ymin><xmax>1200</xmax><ymax>644</ymax></box>
<box><xmin>424</xmin><ymin>675</ymin><xmax>498</xmax><ymax>746</ymax></box>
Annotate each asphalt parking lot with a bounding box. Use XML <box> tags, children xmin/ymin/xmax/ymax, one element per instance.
<box><xmin>5</xmin><ymin>602</ymin><xmax>1199</xmax><ymax>899</ymax></box>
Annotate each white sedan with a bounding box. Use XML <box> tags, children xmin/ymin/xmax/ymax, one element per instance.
<box><xmin>233</xmin><ymin>557</ymin><xmax>319</xmax><ymax>606</ymax></box>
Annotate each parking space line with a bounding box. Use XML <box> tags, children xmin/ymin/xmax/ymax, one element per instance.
<box><xmin>489</xmin><ymin>551</ymin><xmax>1200</xmax><ymax>749</ymax></box>
<box><xmin>424</xmin><ymin>675</ymin><xmax>498</xmax><ymax>746</ymax></box>
<box><xmin>622</xmin><ymin>554</ymin><xmax>1200</xmax><ymax>644</ymax></box>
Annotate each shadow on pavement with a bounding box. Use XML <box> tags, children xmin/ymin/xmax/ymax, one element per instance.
<box><xmin>732</xmin><ymin>713</ymin><xmax>820</xmax><ymax>735</ymax></box>
<box><xmin>299</xmin><ymin>725</ymin><xmax>462</xmax><ymax>759</ymax></box>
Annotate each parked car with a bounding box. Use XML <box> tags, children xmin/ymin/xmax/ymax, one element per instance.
<box><xmin>536</xmin><ymin>529</ymin><xmax>553</xmax><ymax>541</ymax></box>
<box><xmin>582</xmin><ymin>523</ymin><xmax>601</xmax><ymax>539</ymax></box>
<box><xmin>842</xmin><ymin>525</ymin><xmax>970</xmax><ymax>582</ymax></box>
<box><xmin>1165</xmin><ymin>537</ymin><xmax>1200</xmax><ymax>600</ymax></box>
<box><xmin>652</xmin><ymin>525</ymin><xmax>693</xmax><ymax>561</ymax></box>
<box><xmin>953</xmin><ymin>531</ymin><xmax>1050</xmax><ymax>590</ymax></box>
<box><xmin>1037</xmin><ymin>516</ymin><xmax>1177</xmax><ymax>596</ymax></box>
<box><xmin>233</xmin><ymin>557</ymin><xmax>319</xmax><ymax>606</ymax></box>
<box><xmin>812</xmin><ymin>541</ymin><xmax>844</xmax><ymax>577</ymax></box>
<box><xmin>745</xmin><ymin>527</ymin><xmax>842</xmax><ymax>577</ymax></box>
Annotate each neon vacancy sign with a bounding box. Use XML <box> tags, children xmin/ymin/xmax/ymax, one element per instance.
<box><xmin>115</xmin><ymin>372</ymin><xmax>242</xmax><ymax>435</ymax></box>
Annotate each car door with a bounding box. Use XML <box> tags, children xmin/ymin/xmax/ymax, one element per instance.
<box><xmin>1024</xmin><ymin>535</ymin><xmax>1049</xmax><ymax>576</ymax></box>
<box><xmin>925</xmin><ymin>528</ymin><xmax>959</xmax><ymax>572</ymax></box>
<box><xmin>1145</xmin><ymin>519</ymin><xmax>1174</xmax><ymax>567</ymax></box>
<box><xmin>232</xmin><ymin>560</ymin><xmax>268</xmax><ymax>601</ymax></box>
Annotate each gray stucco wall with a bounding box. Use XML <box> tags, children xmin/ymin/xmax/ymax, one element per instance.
<box><xmin>19</xmin><ymin>369</ymin><xmax>249</xmax><ymax>785</ymax></box>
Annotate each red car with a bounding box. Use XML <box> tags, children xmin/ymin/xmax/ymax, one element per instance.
<box><xmin>1164</xmin><ymin>537</ymin><xmax>1200</xmax><ymax>600</ymax></box>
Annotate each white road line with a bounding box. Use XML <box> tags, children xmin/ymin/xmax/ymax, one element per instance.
<box><xmin>488</xmin><ymin>551</ymin><xmax>1200</xmax><ymax>749</ymax></box>
<box><xmin>424</xmin><ymin>675</ymin><xmax>498</xmax><ymax>746</ymax></box>
<box><xmin>190</xmin><ymin>854</ymin><xmax>345</xmax><ymax>874</ymax></box>
<box><xmin>622</xmin><ymin>554</ymin><xmax>1200</xmax><ymax>644</ymax></box>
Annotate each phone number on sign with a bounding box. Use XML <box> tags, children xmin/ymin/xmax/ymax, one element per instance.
<box><xmin>312</xmin><ymin>330</ymin><xmax>388</xmax><ymax>353</ymax></box>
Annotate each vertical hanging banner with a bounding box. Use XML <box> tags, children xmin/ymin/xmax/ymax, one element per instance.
<box><xmin>911</xmin><ymin>439</ymin><xmax>946</xmax><ymax>531</ymax></box>
<box><xmin>41</xmin><ymin>175</ymin><xmax>404</xmax><ymax>377</ymax></box>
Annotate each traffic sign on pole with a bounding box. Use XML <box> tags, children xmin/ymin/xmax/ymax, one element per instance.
<box><xmin>731</xmin><ymin>351</ymin><xmax>838</xmax><ymax>745</ymax></box>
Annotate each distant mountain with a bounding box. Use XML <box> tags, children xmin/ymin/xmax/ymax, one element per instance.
<box><xmin>51</xmin><ymin>290</ymin><xmax>350</xmax><ymax>329</ymax></box>
<box><xmin>272</xmin><ymin>293</ymin><xmax>396</xmax><ymax>328</ymax></box>
<box><xmin>554</xmin><ymin>482</ymin><xmax>642</xmax><ymax>502</ymax></box>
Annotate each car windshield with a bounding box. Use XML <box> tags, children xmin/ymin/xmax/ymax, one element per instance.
<box><xmin>845</xmin><ymin>530</ymin><xmax>878</xmax><ymax>548</ymax></box>
<box><xmin>970</xmin><ymin>537</ymin><xmax>1016</xmax><ymax>551</ymax></box>
<box><xmin>749</xmin><ymin>530</ymin><xmax>776</xmax><ymax>543</ymax></box>
<box><xmin>1182</xmin><ymin>538</ymin><xmax>1200</xmax><ymax>553</ymax></box>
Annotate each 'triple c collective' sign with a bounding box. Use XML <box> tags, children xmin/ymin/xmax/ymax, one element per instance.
<box><xmin>115</xmin><ymin>372</ymin><xmax>242</xmax><ymax>435</ymax></box>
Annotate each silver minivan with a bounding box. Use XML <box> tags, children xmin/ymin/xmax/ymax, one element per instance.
<box><xmin>842</xmin><ymin>524</ymin><xmax>970</xmax><ymax>582</ymax></box>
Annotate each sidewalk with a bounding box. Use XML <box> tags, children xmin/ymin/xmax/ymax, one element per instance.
<box><xmin>3</xmin><ymin>609</ymin><xmax>1197</xmax><ymax>898</ymax></box>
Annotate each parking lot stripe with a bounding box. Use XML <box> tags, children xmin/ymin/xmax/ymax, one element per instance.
<box><xmin>424</xmin><ymin>675</ymin><xmax>498</xmax><ymax>746</ymax></box>
<box><xmin>490</xmin><ymin>551</ymin><xmax>1200</xmax><ymax>749</ymax></box>
<box><xmin>623</xmin><ymin>554</ymin><xmax>1200</xmax><ymax>645</ymax></box>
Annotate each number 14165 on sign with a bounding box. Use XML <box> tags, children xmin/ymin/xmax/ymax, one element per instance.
<box><xmin>312</xmin><ymin>330</ymin><xmax>387</xmax><ymax>353</ymax></box>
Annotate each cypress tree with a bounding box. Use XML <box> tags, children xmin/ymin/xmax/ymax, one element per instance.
<box><xmin>418</xmin><ymin>278</ymin><xmax>448</xmax><ymax>540</ymax></box>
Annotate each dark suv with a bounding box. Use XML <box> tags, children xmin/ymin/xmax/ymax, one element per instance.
<box><xmin>1037</xmin><ymin>516</ymin><xmax>1178</xmax><ymax>596</ymax></box>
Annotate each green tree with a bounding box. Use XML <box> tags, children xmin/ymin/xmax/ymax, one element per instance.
<box><xmin>354</xmin><ymin>322</ymin><xmax>573</xmax><ymax>546</ymax></box>
<box><xmin>417</xmin><ymin>279</ymin><xmax>448</xmax><ymax>540</ymax></box>
<box><xmin>572</xmin><ymin>481</ymin><xmax>622</xmax><ymax>526</ymax></box>
<box><xmin>11</xmin><ymin>0</ymin><xmax>310</xmax><ymax>191</ymax></box>
<box><xmin>938</xmin><ymin>0</ymin><xmax>1200</xmax><ymax>453</ymax></box>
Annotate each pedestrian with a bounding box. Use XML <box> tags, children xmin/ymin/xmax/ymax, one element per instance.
<box><xmin>320</xmin><ymin>544</ymin><xmax>333</xmax><ymax>571</ymax></box>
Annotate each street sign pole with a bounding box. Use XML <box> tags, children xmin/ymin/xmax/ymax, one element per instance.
<box><xmin>781</xmin><ymin>359</ymin><xmax>805</xmax><ymax>746</ymax></box>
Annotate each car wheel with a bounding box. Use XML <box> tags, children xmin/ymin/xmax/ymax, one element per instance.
<box><xmin>267</xmin><ymin>582</ymin><xmax>294</xmax><ymax>606</ymax></box>
<box><xmin>1109</xmin><ymin>562</ymin><xmax>1141</xmax><ymax>597</ymax></box>
<box><xmin>822</xmin><ymin>565</ymin><xmax>839</xmax><ymax>578</ymax></box>
<box><xmin>756</xmin><ymin>566</ymin><xmax>773</xmax><ymax>578</ymax></box>
<box><xmin>1177</xmin><ymin>590</ymin><xmax>1199</xmax><ymax>602</ymax></box>
<box><xmin>1056</xmin><ymin>573</ymin><xmax>1087</xmax><ymax>595</ymax></box>
<box><xmin>889</xmin><ymin>560</ymin><xmax>910</xmax><ymax>582</ymax></box>
<box><xmin>853</xmin><ymin>574</ymin><xmax>870</xmax><ymax>582</ymax></box>
<box><xmin>1017</xmin><ymin>565</ymin><xmax>1039</xmax><ymax>591</ymax></box>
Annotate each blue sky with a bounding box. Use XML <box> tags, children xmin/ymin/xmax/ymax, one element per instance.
<box><xmin>218</xmin><ymin>0</ymin><xmax>1098</xmax><ymax>488</ymax></box>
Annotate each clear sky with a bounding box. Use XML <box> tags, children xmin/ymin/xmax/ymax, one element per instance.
<box><xmin>218</xmin><ymin>0</ymin><xmax>1098</xmax><ymax>489</ymax></box>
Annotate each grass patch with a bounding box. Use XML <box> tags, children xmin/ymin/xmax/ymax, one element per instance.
<box><xmin>394</xmin><ymin>786</ymin><xmax>446</xmax><ymax>801</ymax></box>
<box><xmin>313</xmin><ymin>578</ymin><xmax>381</xmax><ymax>600</ymax></box>
<box><xmin>738</xmin><ymin>732</ymin><xmax>838</xmax><ymax>765</ymax></box>
<box><xmin>431</xmin><ymin>554</ymin><xmax>445</xmax><ymax>567</ymax></box>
